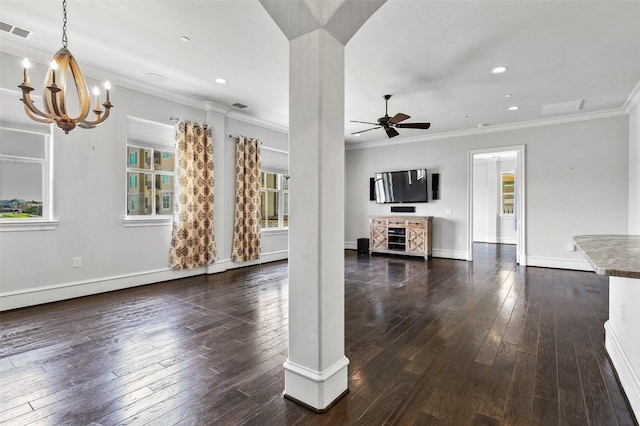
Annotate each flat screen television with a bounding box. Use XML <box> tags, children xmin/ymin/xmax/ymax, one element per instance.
<box><xmin>374</xmin><ymin>169</ymin><xmax>428</xmax><ymax>203</ymax></box>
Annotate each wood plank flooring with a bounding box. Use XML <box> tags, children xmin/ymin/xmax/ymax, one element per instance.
<box><xmin>1</xmin><ymin>244</ymin><xmax>636</xmax><ymax>425</ymax></box>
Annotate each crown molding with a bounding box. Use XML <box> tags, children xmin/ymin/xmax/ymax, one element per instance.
<box><xmin>1</xmin><ymin>42</ymin><xmax>229</xmax><ymax>114</ymax></box>
<box><xmin>225</xmin><ymin>110</ymin><xmax>288</xmax><ymax>134</ymax></box>
<box><xmin>623</xmin><ymin>79</ymin><xmax>640</xmax><ymax>113</ymax></box>
<box><xmin>346</xmin><ymin>108</ymin><xmax>627</xmax><ymax>151</ymax></box>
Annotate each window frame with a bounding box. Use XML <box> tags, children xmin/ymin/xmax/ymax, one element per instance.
<box><xmin>500</xmin><ymin>170</ymin><xmax>515</xmax><ymax>216</ymax></box>
<box><xmin>260</xmin><ymin>171</ymin><xmax>289</xmax><ymax>231</ymax></box>
<box><xmin>123</xmin><ymin>117</ymin><xmax>175</xmax><ymax>227</ymax></box>
<box><xmin>0</xmin><ymin>123</ymin><xmax>57</xmax><ymax>232</ymax></box>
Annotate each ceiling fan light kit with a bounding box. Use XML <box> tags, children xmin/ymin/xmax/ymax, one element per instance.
<box><xmin>351</xmin><ymin>94</ymin><xmax>430</xmax><ymax>139</ymax></box>
<box><xmin>18</xmin><ymin>0</ymin><xmax>113</xmax><ymax>134</ymax></box>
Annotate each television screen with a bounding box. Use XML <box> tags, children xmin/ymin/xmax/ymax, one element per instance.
<box><xmin>374</xmin><ymin>169</ymin><xmax>428</xmax><ymax>203</ymax></box>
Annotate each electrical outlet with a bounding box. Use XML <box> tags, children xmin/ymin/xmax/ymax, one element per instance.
<box><xmin>73</xmin><ymin>257</ymin><xmax>82</xmax><ymax>268</ymax></box>
<box><xmin>621</xmin><ymin>303</ymin><xmax>626</xmax><ymax>324</ymax></box>
<box><xmin>445</xmin><ymin>208</ymin><xmax>453</xmax><ymax>215</ymax></box>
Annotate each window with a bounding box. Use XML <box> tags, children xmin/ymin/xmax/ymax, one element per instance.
<box><xmin>125</xmin><ymin>117</ymin><xmax>175</xmax><ymax>222</ymax></box>
<box><xmin>0</xmin><ymin>126</ymin><xmax>53</xmax><ymax>225</ymax></box>
<box><xmin>126</xmin><ymin>146</ymin><xmax>175</xmax><ymax>216</ymax></box>
<box><xmin>501</xmin><ymin>171</ymin><xmax>515</xmax><ymax>215</ymax></box>
<box><xmin>260</xmin><ymin>171</ymin><xmax>288</xmax><ymax>229</ymax></box>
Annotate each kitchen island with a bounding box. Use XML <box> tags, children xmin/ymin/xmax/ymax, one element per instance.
<box><xmin>574</xmin><ymin>234</ymin><xmax>640</xmax><ymax>420</ymax></box>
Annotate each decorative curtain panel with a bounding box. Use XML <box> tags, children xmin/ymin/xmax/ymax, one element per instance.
<box><xmin>231</xmin><ymin>136</ymin><xmax>261</xmax><ymax>262</ymax></box>
<box><xmin>170</xmin><ymin>121</ymin><xmax>217</xmax><ymax>269</ymax></box>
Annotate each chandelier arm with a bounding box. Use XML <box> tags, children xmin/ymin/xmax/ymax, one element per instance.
<box><xmin>79</xmin><ymin>103</ymin><xmax>112</xmax><ymax>128</ymax></box>
<box><xmin>47</xmin><ymin>89</ymin><xmax>68</xmax><ymax>122</ymax></box>
<box><xmin>22</xmin><ymin>104</ymin><xmax>56</xmax><ymax>124</ymax></box>
<box><xmin>19</xmin><ymin>86</ymin><xmax>56</xmax><ymax>123</ymax></box>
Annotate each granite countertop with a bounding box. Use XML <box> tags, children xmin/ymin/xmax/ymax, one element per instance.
<box><xmin>573</xmin><ymin>235</ymin><xmax>640</xmax><ymax>279</ymax></box>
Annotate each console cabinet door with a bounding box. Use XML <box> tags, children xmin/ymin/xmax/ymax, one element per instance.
<box><xmin>370</xmin><ymin>223</ymin><xmax>388</xmax><ymax>250</ymax></box>
<box><xmin>406</xmin><ymin>226</ymin><xmax>426</xmax><ymax>254</ymax></box>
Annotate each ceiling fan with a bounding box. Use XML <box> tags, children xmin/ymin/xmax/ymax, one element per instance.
<box><xmin>351</xmin><ymin>94</ymin><xmax>431</xmax><ymax>138</ymax></box>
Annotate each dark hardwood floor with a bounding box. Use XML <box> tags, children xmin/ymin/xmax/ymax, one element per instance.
<box><xmin>1</xmin><ymin>244</ymin><xmax>636</xmax><ymax>425</ymax></box>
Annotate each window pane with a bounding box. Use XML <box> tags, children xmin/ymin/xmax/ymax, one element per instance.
<box><xmin>154</xmin><ymin>150</ymin><xmax>175</xmax><ymax>171</ymax></box>
<box><xmin>155</xmin><ymin>174</ymin><xmax>174</xmax><ymax>215</ymax></box>
<box><xmin>260</xmin><ymin>191</ymin><xmax>267</xmax><ymax>228</ymax></box>
<box><xmin>127</xmin><ymin>172</ymin><xmax>152</xmax><ymax>215</ymax></box>
<box><xmin>263</xmin><ymin>172</ymin><xmax>278</xmax><ymax>189</ymax></box>
<box><xmin>282</xmin><ymin>176</ymin><xmax>289</xmax><ymax>190</ymax></box>
<box><xmin>283</xmin><ymin>192</ymin><xmax>289</xmax><ymax>227</ymax></box>
<box><xmin>127</xmin><ymin>147</ymin><xmax>151</xmax><ymax>169</ymax></box>
<box><xmin>0</xmin><ymin>160</ymin><xmax>43</xmax><ymax>218</ymax></box>
<box><xmin>0</xmin><ymin>128</ymin><xmax>46</xmax><ymax>159</ymax></box>
<box><xmin>266</xmin><ymin>191</ymin><xmax>278</xmax><ymax>227</ymax></box>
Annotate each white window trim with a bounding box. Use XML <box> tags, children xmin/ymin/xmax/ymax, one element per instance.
<box><xmin>260</xmin><ymin>171</ymin><xmax>289</xmax><ymax>231</ymax></box>
<box><xmin>123</xmin><ymin>117</ymin><xmax>175</xmax><ymax>227</ymax></box>
<box><xmin>122</xmin><ymin>216</ymin><xmax>172</xmax><ymax>227</ymax></box>
<box><xmin>0</xmin><ymin>123</ymin><xmax>57</xmax><ymax>232</ymax></box>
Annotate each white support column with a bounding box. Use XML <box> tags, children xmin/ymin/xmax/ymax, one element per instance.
<box><xmin>259</xmin><ymin>0</ymin><xmax>386</xmax><ymax>412</ymax></box>
<box><xmin>284</xmin><ymin>27</ymin><xmax>348</xmax><ymax>411</ymax></box>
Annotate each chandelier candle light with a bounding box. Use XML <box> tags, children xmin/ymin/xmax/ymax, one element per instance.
<box><xmin>18</xmin><ymin>0</ymin><xmax>112</xmax><ymax>134</ymax></box>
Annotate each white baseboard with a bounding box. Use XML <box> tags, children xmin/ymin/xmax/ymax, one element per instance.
<box><xmin>525</xmin><ymin>255</ymin><xmax>592</xmax><ymax>271</ymax></box>
<box><xmin>344</xmin><ymin>242</ymin><xmax>467</xmax><ymax>261</ymax></box>
<box><xmin>432</xmin><ymin>249</ymin><xmax>468</xmax><ymax>260</ymax></box>
<box><xmin>473</xmin><ymin>237</ymin><xmax>516</xmax><ymax>244</ymax></box>
<box><xmin>283</xmin><ymin>356</ymin><xmax>349</xmax><ymax>411</ymax></box>
<box><xmin>344</xmin><ymin>241</ymin><xmax>358</xmax><ymax>251</ymax></box>
<box><xmin>605</xmin><ymin>321</ymin><xmax>640</xmax><ymax>421</ymax></box>
<box><xmin>0</xmin><ymin>250</ymin><xmax>288</xmax><ymax>311</ymax></box>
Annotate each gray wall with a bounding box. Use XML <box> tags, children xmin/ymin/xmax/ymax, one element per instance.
<box><xmin>345</xmin><ymin>114</ymin><xmax>629</xmax><ymax>269</ymax></box>
<box><xmin>0</xmin><ymin>52</ymin><xmax>288</xmax><ymax>310</ymax></box>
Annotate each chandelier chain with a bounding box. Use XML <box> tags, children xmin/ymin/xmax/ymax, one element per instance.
<box><xmin>62</xmin><ymin>0</ymin><xmax>68</xmax><ymax>48</ymax></box>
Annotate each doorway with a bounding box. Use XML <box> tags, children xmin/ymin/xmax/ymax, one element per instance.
<box><xmin>467</xmin><ymin>145</ymin><xmax>526</xmax><ymax>264</ymax></box>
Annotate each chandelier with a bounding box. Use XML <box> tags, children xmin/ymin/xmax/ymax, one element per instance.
<box><xmin>18</xmin><ymin>0</ymin><xmax>113</xmax><ymax>134</ymax></box>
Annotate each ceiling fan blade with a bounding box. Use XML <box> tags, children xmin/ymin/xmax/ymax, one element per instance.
<box><xmin>350</xmin><ymin>120</ymin><xmax>379</xmax><ymax>125</ymax></box>
<box><xmin>385</xmin><ymin>127</ymin><xmax>399</xmax><ymax>138</ymax></box>
<box><xmin>351</xmin><ymin>126</ymin><xmax>381</xmax><ymax>135</ymax></box>
<box><xmin>389</xmin><ymin>113</ymin><xmax>410</xmax><ymax>124</ymax></box>
<box><xmin>395</xmin><ymin>122</ymin><xmax>431</xmax><ymax>130</ymax></box>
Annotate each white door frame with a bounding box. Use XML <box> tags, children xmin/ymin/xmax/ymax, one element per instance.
<box><xmin>467</xmin><ymin>145</ymin><xmax>527</xmax><ymax>264</ymax></box>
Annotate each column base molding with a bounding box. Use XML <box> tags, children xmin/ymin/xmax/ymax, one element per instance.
<box><xmin>283</xmin><ymin>356</ymin><xmax>350</xmax><ymax>412</ymax></box>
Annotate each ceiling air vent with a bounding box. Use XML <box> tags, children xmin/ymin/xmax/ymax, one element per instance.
<box><xmin>232</xmin><ymin>102</ymin><xmax>248</xmax><ymax>109</ymax></box>
<box><xmin>0</xmin><ymin>21</ymin><xmax>32</xmax><ymax>39</ymax></box>
<box><xmin>541</xmin><ymin>99</ymin><xmax>584</xmax><ymax>116</ymax></box>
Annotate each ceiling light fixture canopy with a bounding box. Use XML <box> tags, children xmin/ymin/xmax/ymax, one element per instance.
<box><xmin>18</xmin><ymin>0</ymin><xmax>112</xmax><ymax>134</ymax></box>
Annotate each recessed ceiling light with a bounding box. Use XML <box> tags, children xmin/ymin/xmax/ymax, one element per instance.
<box><xmin>215</xmin><ymin>78</ymin><xmax>227</xmax><ymax>84</ymax></box>
<box><xmin>180</xmin><ymin>36</ymin><xmax>190</xmax><ymax>43</ymax></box>
<box><xmin>477</xmin><ymin>123</ymin><xmax>489</xmax><ymax>128</ymax></box>
<box><xmin>508</xmin><ymin>106</ymin><xmax>519</xmax><ymax>111</ymax></box>
<box><xmin>505</xmin><ymin>93</ymin><xmax>513</xmax><ymax>98</ymax></box>
<box><xmin>492</xmin><ymin>66</ymin><xmax>508</xmax><ymax>74</ymax></box>
<box><xmin>143</xmin><ymin>72</ymin><xmax>167</xmax><ymax>83</ymax></box>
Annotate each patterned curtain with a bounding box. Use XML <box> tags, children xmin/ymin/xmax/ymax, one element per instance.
<box><xmin>231</xmin><ymin>136</ymin><xmax>261</xmax><ymax>262</ymax></box>
<box><xmin>169</xmin><ymin>121</ymin><xmax>217</xmax><ymax>269</ymax></box>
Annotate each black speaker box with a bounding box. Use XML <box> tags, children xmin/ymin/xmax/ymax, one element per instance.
<box><xmin>357</xmin><ymin>238</ymin><xmax>369</xmax><ymax>254</ymax></box>
<box><xmin>369</xmin><ymin>177</ymin><xmax>375</xmax><ymax>201</ymax></box>
<box><xmin>391</xmin><ymin>206</ymin><xmax>416</xmax><ymax>213</ymax></box>
<box><xmin>432</xmin><ymin>173</ymin><xmax>440</xmax><ymax>200</ymax></box>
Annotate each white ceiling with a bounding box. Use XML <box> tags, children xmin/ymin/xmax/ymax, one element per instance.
<box><xmin>1</xmin><ymin>0</ymin><xmax>639</xmax><ymax>145</ymax></box>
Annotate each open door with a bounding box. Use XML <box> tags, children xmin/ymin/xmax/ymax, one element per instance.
<box><xmin>467</xmin><ymin>145</ymin><xmax>526</xmax><ymax>264</ymax></box>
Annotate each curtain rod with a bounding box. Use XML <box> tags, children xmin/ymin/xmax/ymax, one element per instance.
<box><xmin>229</xmin><ymin>134</ymin><xmax>288</xmax><ymax>154</ymax></box>
<box><xmin>170</xmin><ymin>117</ymin><xmax>207</xmax><ymax>129</ymax></box>
<box><xmin>229</xmin><ymin>134</ymin><xmax>262</xmax><ymax>144</ymax></box>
